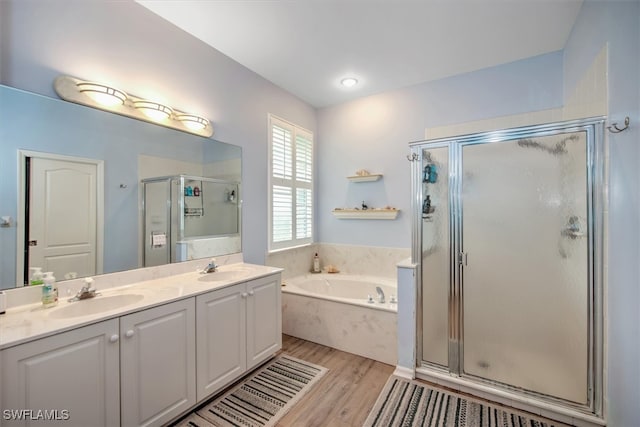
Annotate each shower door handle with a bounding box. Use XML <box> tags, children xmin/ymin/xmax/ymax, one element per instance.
<box><xmin>458</xmin><ymin>252</ymin><xmax>468</xmax><ymax>266</ymax></box>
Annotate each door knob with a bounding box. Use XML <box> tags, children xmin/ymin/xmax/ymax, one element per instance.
<box><xmin>125</xmin><ymin>330</ymin><xmax>135</xmax><ymax>338</ymax></box>
<box><xmin>109</xmin><ymin>334</ymin><xmax>119</xmax><ymax>343</ymax></box>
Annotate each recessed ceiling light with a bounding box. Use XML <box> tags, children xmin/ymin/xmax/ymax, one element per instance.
<box><xmin>340</xmin><ymin>77</ymin><xmax>358</xmax><ymax>88</ymax></box>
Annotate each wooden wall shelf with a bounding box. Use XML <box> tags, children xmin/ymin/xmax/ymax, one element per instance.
<box><xmin>332</xmin><ymin>209</ymin><xmax>399</xmax><ymax>220</ymax></box>
<box><xmin>347</xmin><ymin>174</ymin><xmax>382</xmax><ymax>183</ymax></box>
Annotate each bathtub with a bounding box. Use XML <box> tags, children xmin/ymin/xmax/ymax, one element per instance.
<box><xmin>281</xmin><ymin>273</ymin><xmax>397</xmax><ymax>365</ymax></box>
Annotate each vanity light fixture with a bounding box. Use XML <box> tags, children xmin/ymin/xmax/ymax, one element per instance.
<box><xmin>176</xmin><ymin>113</ymin><xmax>209</xmax><ymax>131</ymax></box>
<box><xmin>76</xmin><ymin>82</ymin><xmax>128</xmax><ymax>107</ymax></box>
<box><xmin>134</xmin><ymin>100</ymin><xmax>173</xmax><ymax>122</ymax></box>
<box><xmin>340</xmin><ymin>77</ymin><xmax>358</xmax><ymax>88</ymax></box>
<box><xmin>53</xmin><ymin>75</ymin><xmax>214</xmax><ymax>137</ymax></box>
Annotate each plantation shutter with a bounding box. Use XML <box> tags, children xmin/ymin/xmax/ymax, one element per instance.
<box><xmin>269</xmin><ymin>115</ymin><xmax>313</xmax><ymax>250</ymax></box>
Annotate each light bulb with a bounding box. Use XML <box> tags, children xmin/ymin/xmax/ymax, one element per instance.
<box><xmin>77</xmin><ymin>82</ymin><xmax>127</xmax><ymax>106</ymax></box>
<box><xmin>134</xmin><ymin>101</ymin><xmax>172</xmax><ymax>121</ymax></box>
<box><xmin>340</xmin><ymin>77</ymin><xmax>358</xmax><ymax>88</ymax></box>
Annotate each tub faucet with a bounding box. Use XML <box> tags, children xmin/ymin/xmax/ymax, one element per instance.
<box><xmin>376</xmin><ymin>286</ymin><xmax>385</xmax><ymax>303</ymax></box>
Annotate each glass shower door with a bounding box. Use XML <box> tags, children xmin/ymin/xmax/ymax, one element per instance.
<box><xmin>420</xmin><ymin>146</ymin><xmax>450</xmax><ymax>367</ymax></box>
<box><xmin>460</xmin><ymin>131</ymin><xmax>589</xmax><ymax>404</ymax></box>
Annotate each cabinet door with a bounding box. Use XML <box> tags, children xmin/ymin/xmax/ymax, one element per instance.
<box><xmin>1</xmin><ymin>319</ymin><xmax>120</xmax><ymax>427</ymax></box>
<box><xmin>246</xmin><ymin>274</ymin><xmax>282</xmax><ymax>369</ymax></box>
<box><xmin>195</xmin><ymin>284</ymin><xmax>246</xmax><ymax>401</ymax></box>
<box><xmin>120</xmin><ymin>299</ymin><xmax>196</xmax><ymax>427</ymax></box>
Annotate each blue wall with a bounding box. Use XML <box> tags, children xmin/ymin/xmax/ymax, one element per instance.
<box><xmin>2</xmin><ymin>1</ymin><xmax>639</xmax><ymax>422</ymax></box>
<box><xmin>0</xmin><ymin>86</ymin><xmax>224</xmax><ymax>287</ymax></box>
<box><xmin>0</xmin><ymin>0</ymin><xmax>317</xmax><ymax>268</ymax></box>
<box><xmin>316</xmin><ymin>51</ymin><xmax>564</xmax><ymax>247</ymax></box>
<box><xmin>564</xmin><ymin>1</ymin><xmax>640</xmax><ymax>424</ymax></box>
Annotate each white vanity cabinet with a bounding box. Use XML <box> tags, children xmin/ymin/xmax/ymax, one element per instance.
<box><xmin>245</xmin><ymin>275</ymin><xmax>282</xmax><ymax>368</ymax></box>
<box><xmin>195</xmin><ymin>274</ymin><xmax>282</xmax><ymax>401</ymax></box>
<box><xmin>0</xmin><ymin>267</ymin><xmax>282</xmax><ymax>427</ymax></box>
<box><xmin>120</xmin><ymin>298</ymin><xmax>196</xmax><ymax>427</ymax></box>
<box><xmin>195</xmin><ymin>282</ymin><xmax>246</xmax><ymax>400</ymax></box>
<box><xmin>0</xmin><ymin>319</ymin><xmax>121</xmax><ymax>427</ymax></box>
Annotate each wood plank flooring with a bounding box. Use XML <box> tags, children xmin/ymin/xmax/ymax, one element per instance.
<box><xmin>276</xmin><ymin>336</ymin><xmax>567</xmax><ymax>427</ymax></box>
<box><xmin>276</xmin><ymin>335</ymin><xmax>394</xmax><ymax>427</ymax></box>
<box><xmin>172</xmin><ymin>335</ymin><xmax>569</xmax><ymax>427</ymax></box>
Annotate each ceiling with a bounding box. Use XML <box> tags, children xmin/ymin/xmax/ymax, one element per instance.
<box><xmin>137</xmin><ymin>0</ymin><xmax>583</xmax><ymax>108</ymax></box>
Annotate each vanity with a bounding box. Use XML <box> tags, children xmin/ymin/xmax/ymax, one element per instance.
<box><xmin>0</xmin><ymin>259</ymin><xmax>282</xmax><ymax>427</ymax></box>
<box><xmin>0</xmin><ymin>82</ymin><xmax>274</xmax><ymax>427</ymax></box>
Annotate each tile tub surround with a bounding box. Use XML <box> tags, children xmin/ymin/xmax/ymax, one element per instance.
<box><xmin>266</xmin><ymin>244</ymin><xmax>320</xmax><ymax>279</ymax></box>
<box><xmin>282</xmin><ymin>292</ymin><xmax>397</xmax><ymax>365</ymax></box>
<box><xmin>269</xmin><ymin>244</ymin><xmax>405</xmax><ymax>365</ymax></box>
<box><xmin>0</xmin><ymin>256</ymin><xmax>281</xmax><ymax>349</ymax></box>
<box><xmin>266</xmin><ymin>243</ymin><xmax>410</xmax><ymax>279</ymax></box>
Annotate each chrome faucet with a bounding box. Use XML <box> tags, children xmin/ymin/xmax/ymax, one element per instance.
<box><xmin>202</xmin><ymin>258</ymin><xmax>218</xmax><ymax>273</ymax></box>
<box><xmin>69</xmin><ymin>278</ymin><xmax>98</xmax><ymax>302</ymax></box>
<box><xmin>376</xmin><ymin>286</ymin><xmax>385</xmax><ymax>304</ymax></box>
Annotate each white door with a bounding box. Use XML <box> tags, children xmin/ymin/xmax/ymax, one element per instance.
<box><xmin>0</xmin><ymin>319</ymin><xmax>120</xmax><ymax>427</ymax></box>
<box><xmin>120</xmin><ymin>299</ymin><xmax>196</xmax><ymax>427</ymax></box>
<box><xmin>29</xmin><ymin>157</ymin><xmax>98</xmax><ymax>280</ymax></box>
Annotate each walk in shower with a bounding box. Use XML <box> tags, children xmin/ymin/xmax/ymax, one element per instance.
<box><xmin>410</xmin><ymin>118</ymin><xmax>604</xmax><ymax>416</ymax></box>
<box><xmin>142</xmin><ymin>175</ymin><xmax>241</xmax><ymax>266</ymax></box>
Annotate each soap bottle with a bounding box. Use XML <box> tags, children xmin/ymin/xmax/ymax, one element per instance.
<box><xmin>30</xmin><ymin>267</ymin><xmax>44</xmax><ymax>286</ymax></box>
<box><xmin>422</xmin><ymin>195</ymin><xmax>431</xmax><ymax>215</ymax></box>
<box><xmin>42</xmin><ymin>272</ymin><xmax>58</xmax><ymax>308</ymax></box>
<box><xmin>313</xmin><ymin>253</ymin><xmax>320</xmax><ymax>273</ymax></box>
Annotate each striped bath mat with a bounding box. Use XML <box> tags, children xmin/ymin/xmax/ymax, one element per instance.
<box><xmin>176</xmin><ymin>355</ymin><xmax>327</xmax><ymax>427</ymax></box>
<box><xmin>364</xmin><ymin>376</ymin><xmax>565</xmax><ymax>427</ymax></box>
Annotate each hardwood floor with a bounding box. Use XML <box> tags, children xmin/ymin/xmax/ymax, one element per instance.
<box><xmin>172</xmin><ymin>335</ymin><xmax>568</xmax><ymax>427</ymax></box>
<box><xmin>276</xmin><ymin>335</ymin><xmax>395</xmax><ymax>427</ymax></box>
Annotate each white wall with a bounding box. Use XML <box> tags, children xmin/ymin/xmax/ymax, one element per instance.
<box><xmin>563</xmin><ymin>1</ymin><xmax>640</xmax><ymax>425</ymax></box>
<box><xmin>0</xmin><ymin>0</ymin><xmax>316</xmax><ymax>266</ymax></box>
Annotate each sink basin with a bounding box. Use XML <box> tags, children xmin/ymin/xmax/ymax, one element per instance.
<box><xmin>197</xmin><ymin>268</ymin><xmax>253</xmax><ymax>283</ymax></box>
<box><xmin>49</xmin><ymin>294</ymin><xmax>145</xmax><ymax>319</ymax></box>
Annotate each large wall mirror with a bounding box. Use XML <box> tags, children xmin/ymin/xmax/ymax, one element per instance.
<box><xmin>0</xmin><ymin>85</ymin><xmax>242</xmax><ymax>290</ymax></box>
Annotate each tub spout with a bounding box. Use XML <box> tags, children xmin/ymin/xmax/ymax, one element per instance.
<box><xmin>376</xmin><ymin>286</ymin><xmax>385</xmax><ymax>303</ymax></box>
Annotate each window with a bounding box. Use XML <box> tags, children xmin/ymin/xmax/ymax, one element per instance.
<box><xmin>268</xmin><ymin>114</ymin><xmax>313</xmax><ymax>251</ymax></box>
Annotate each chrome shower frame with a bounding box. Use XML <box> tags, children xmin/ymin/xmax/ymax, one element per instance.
<box><xmin>409</xmin><ymin>117</ymin><xmax>605</xmax><ymax>418</ymax></box>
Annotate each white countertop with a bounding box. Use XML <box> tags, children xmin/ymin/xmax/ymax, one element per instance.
<box><xmin>0</xmin><ymin>262</ymin><xmax>282</xmax><ymax>350</ymax></box>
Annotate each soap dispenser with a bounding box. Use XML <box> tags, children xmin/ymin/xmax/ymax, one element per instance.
<box><xmin>313</xmin><ymin>253</ymin><xmax>321</xmax><ymax>273</ymax></box>
<box><xmin>30</xmin><ymin>267</ymin><xmax>44</xmax><ymax>286</ymax></box>
<box><xmin>42</xmin><ymin>272</ymin><xmax>58</xmax><ymax>308</ymax></box>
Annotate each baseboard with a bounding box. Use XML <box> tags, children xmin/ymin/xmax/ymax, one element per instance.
<box><xmin>393</xmin><ymin>366</ymin><xmax>415</xmax><ymax>380</ymax></box>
